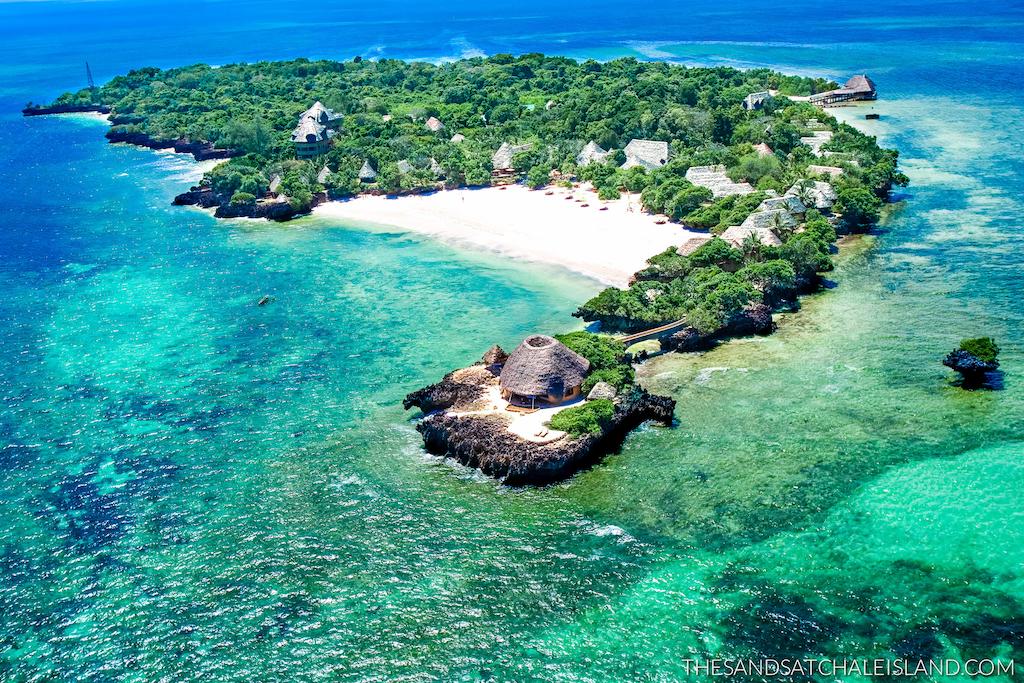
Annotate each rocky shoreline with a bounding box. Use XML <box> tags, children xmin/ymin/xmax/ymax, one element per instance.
<box><xmin>404</xmin><ymin>349</ymin><xmax>676</xmax><ymax>486</ymax></box>
<box><xmin>171</xmin><ymin>185</ymin><xmax>327</xmax><ymax>221</ymax></box>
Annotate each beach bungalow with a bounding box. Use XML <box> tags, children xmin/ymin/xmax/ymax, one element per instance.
<box><xmin>677</xmin><ymin>235</ymin><xmax>712</xmax><ymax>256</ymax></box>
<box><xmin>740</xmin><ymin>209</ymin><xmax>799</xmax><ymax>232</ymax></box>
<box><xmin>720</xmin><ymin>224</ymin><xmax>784</xmax><ymax>250</ymax></box>
<box><xmin>268</xmin><ymin>174</ymin><xmax>282</xmax><ymax>194</ymax></box>
<box><xmin>753</xmin><ymin>142</ymin><xmax>775</xmax><ymax>157</ymax></box>
<box><xmin>743</xmin><ymin>91</ymin><xmax>772</xmax><ymax>110</ymax></box>
<box><xmin>450</xmin><ymin>133</ymin><xmax>466</xmax><ymax>143</ymax></box>
<box><xmin>685</xmin><ymin>165</ymin><xmax>756</xmax><ymax>198</ymax></box>
<box><xmin>809</xmin><ymin>74</ymin><xmax>877</xmax><ymax>106</ymax></box>
<box><xmin>396</xmin><ymin>159</ymin><xmax>414</xmax><ymax>175</ymax></box>
<box><xmin>499</xmin><ymin>335</ymin><xmax>591</xmax><ymax>409</ymax></box>
<box><xmin>786</xmin><ymin>180</ymin><xmax>837</xmax><ymax>211</ymax></box>
<box><xmin>807</xmin><ymin>164</ymin><xmax>844</xmax><ymax>178</ymax></box>
<box><xmin>576</xmin><ymin>140</ymin><xmax>611</xmax><ymax>167</ymax></box>
<box><xmin>358</xmin><ymin>160</ymin><xmax>377</xmax><ymax>183</ymax></box>
<box><xmin>621</xmin><ymin>139</ymin><xmax>669</xmax><ymax>170</ymax></box>
<box><xmin>800</xmin><ymin>130</ymin><xmax>833</xmax><ymax>157</ymax></box>
<box><xmin>492</xmin><ymin>142</ymin><xmax>533</xmax><ymax>171</ymax></box>
<box><xmin>756</xmin><ymin>194</ymin><xmax>807</xmax><ymax>217</ymax></box>
<box><xmin>291</xmin><ymin>101</ymin><xmax>342</xmax><ymax>159</ymax></box>
<box><xmin>429</xmin><ymin>157</ymin><xmax>444</xmax><ymax>178</ymax></box>
<box><xmin>425</xmin><ymin>116</ymin><xmax>445</xmax><ymax>132</ymax></box>
<box><xmin>317</xmin><ymin>164</ymin><xmax>332</xmax><ymax>185</ymax></box>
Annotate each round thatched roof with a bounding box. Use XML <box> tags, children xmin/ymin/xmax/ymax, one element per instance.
<box><xmin>499</xmin><ymin>335</ymin><xmax>590</xmax><ymax>397</ymax></box>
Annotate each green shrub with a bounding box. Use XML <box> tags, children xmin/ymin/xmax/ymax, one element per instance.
<box><xmin>229</xmin><ymin>191</ymin><xmax>256</xmax><ymax>205</ymax></box>
<box><xmin>959</xmin><ymin>337</ymin><xmax>999</xmax><ymax>363</ymax></box>
<box><xmin>548</xmin><ymin>399</ymin><xmax>615</xmax><ymax>436</ymax></box>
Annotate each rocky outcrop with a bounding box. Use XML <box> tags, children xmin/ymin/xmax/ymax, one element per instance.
<box><xmin>661</xmin><ymin>303</ymin><xmax>774</xmax><ymax>352</ymax></box>
<box><xmin>172</xmin><ymin>186</ymin><xmax>324</xmax><ymax>221</ymax></box>
<box><xmin>943</xmin><ymin>350</ymin><xmax>1000</xmax><ymax>389</ymax></box>
<box><xmin>414</xmin><ymin>388</ymin><xmax>675</xmax><ymax>485</ymax></box>
<box><xmin>402</xmin><ymin>372</ymin><xmax>487</xmax><ymax>413</ymax></box>
<box><xmin>23</xmin><ymin>103</ymin><xmax>111</xmax><ymax>116</ymax></box>
<box><xmin>105</xmin><ymin>128</ymin><xmax>239</xmax><ymax>161</ymax></box>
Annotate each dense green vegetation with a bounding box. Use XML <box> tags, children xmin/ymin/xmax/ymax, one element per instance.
<box><xmin>959</xmin><ymin>337</ymin><xmax>1000</xmax><ymax>364</ymax></box>
<box><xmin>554</xmin><ymin>331</ymin><xmax>634</xmax><ymax>392</ymax></box>
<box><xmin>46</xmin><ymin>54</ymin><xmax>905</xmax><ymax>337</ymax></box>
<box><xmin>577</xmin><ymin>210</ymin><xmax>838</xmax><ymax>333</ymax></box>
<box><xmin>548</xmin><ymin>399</ymin><xmax>615</xmax><ymax>436</ymax></box>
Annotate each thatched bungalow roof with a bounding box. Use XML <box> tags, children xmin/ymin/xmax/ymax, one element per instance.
<box><xmin>756</xmin><ymin>195</ymin><xmax>807</xmax><ymax>215</ymax></box>
<box><xmin>786</xmin><ymin>180</ymin><xmax>837</xmax><ymax>210</ymax></box>
<box><xmin>800</xmin><ymin>131</ymin><xmax>833</xmax><ymax>156</ymax></box>
<box><xmin>269</xmin><ymin>174</ymin><xmax>282</xmax><ymax>193</ymax></box>
<box><xmin>807</xmin><ymin>164</ymin><xmax>844</xmax><ymax>178</ymax></box>
<box><xmin>741</xmin><ymin>209</ymin><xmax>799</xmax><ymax>231</ymax></box>
<box><xmin>720</xmin><ymin>225</ymin><xmax>784</xmax><ymax>249</ymax></box>
<box><xmin>358</xmin><ymin>160</ymin><xmax>377</xmax><ymax>182</ymax></box>
<box><xmin>685</xmin><ymin>165</ymin><xmax>756</xmax><ymax>198</ymax></box>
<box><xmin>396</xmin><ymin>159</ymin><xmax>414</xmax><ymax>175</ymax></box>
<box><xmin>317</xmin><ymin>165</ymin><xmax>332</xmax><ymax>184</ymax></box>
<box><xmin>499</xmin><ymin>335</ymin><xmax>590</xmax><ymax>397</ymax></box>
<box><xmin>300</xmin><ymin>101</ymin><xmax>342</xmax><ymax>126</ymax></box>
<box><xmin>621</xmin><ymin>139</ymin><xmax>669</xmax><ymax>170</ymax></box>
<box><xmin>492</xmin><ymin>142</ymin><xmax>533</xmax><ymax>170</ymax></box>
<box><xmin>753</xmin><ymin>142</ymin><xmax>775</xmax><ymax>157</ymax></box>
<box><xmin>845</xmin><ymin>74</ymin><xmax>876</xmax><ymax>95</ymax></box>
<box><xmin>576</xmin><ymin>140</ymin><xmax>611</xmax><ymax>166</ymax></box>
<box><xmin>450</xmin><ymin>133</ymin><xmax>466</xmax><ymax>143</ymax></box>
<box><xmin>430</xmin><ymin>157</ymin><xmax>444</xmax><ymax>177</ymax></box>
<box><xmin>291</xmin><ymin>118</ymin><xmax>326</xmax><ymax>143</ymax></box>
<box><xmin>743</xmin><ymin>91</ymin><xmax>772</xmax><ymax>110</ymax></box>
<box><xmin>425</xmin><ymin>116</ymin><xmax>445</xmax><ymax>132</ymax></box>
<box><xmin>677</xmin><ymin>235</ymin><xmax>713</xmax><ymax>256</ymax></box>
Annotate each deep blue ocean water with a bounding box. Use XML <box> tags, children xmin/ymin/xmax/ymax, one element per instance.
<box><xmin>2</xmin><ymin>1</ymin><xmax>1024</xmax><ymax>680</ymax></box>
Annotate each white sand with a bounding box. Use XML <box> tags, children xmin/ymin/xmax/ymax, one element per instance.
<box><xmin>314</xmin><ymin>185</ymin><xmax>704</xmax><ymax>287</ymax></box>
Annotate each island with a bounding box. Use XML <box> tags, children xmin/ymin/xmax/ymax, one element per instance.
<box><xmin>25</xmin><ymin>54</ymin><xmax>907</xmax><ymax>482</ymax></box>
<box><xmin>403</xmin><ymin>333</ymin><xmax>675</xmax><ymax>485</ymax></box>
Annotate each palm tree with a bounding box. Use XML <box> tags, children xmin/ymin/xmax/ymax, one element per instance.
<box><xmin>769</xmin><ymin>211</ymin><xmax>795</xmax><ymax>241</ymax></box>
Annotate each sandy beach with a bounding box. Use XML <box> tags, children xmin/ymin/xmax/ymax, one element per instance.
<box><xmin>314</xmin><ymin>185</ymin><xmax>704</xmax><ymax>287</ymax></box>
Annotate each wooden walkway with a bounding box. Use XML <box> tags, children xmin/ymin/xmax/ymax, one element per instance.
<box><xmin>620</xmin><ymin>318</ymin><xmax>688</xmax><ymax>346</ymax></box>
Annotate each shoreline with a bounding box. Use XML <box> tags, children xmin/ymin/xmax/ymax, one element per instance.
<box><xmin>314</xmin><ymin>185</ymin><xmax>698</xmax><ymax>288</ymax></box>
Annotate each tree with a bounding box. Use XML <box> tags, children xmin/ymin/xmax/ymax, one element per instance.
<box><xmin>526</xmin><ymin>164</ymin><xmax>550</xmax><ymax>189</ymax></box>
<box><xmin>835</xmin><ymin>186</ymin><xmax>882</xmax><ymax>231</ymax></box>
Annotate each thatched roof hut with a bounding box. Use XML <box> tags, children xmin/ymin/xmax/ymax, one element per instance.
<box><xmin>720</xmin><ymin>225</ymin><xmax>784</xmax><ymax>249</ymax></box>
<box><xmin>685</xmin><ymin>165</ymin><xmax>756</xmax><ymax>198</ymax></box>
<box><xmin>499</xmin><ymin>335</ymin><xmax>590</xmax><ymax>405</ymax></box>
<box><xmin>396</xmin><ymin>159</ymin><xmax>414</xmax><ymax>175</ymax></box>
<box><xmin>677</xmin><ymin>235</ymin><xmax>713</xmax><ymax>256</ymax></box>
<box><xmin>450</xmin><ymin>133</ymin><xmax>466</xmax><ymax>143</ymax></box>
<box><xmin>492</xmin><ymin>142</ymin><xmax>533</xmax><ymax>170</ymax></box>
<box><xmin>756</xmin><ymin>195</ymin><xmax>806</xmax><ymax>215</ymax></box>
<box><xmin>425</xmin><ymin>116</ymin><xmax>445</xmax><ymax>132</ymax></box>
<box><xmin>621</xmin><ymin>139</ymin><xmax>669</xmax><ymax>170</ymax></box>
<box><xmin>807</xmin><ymin>164</ymin><xmax>844</xmax><ymax>178</ymax></box>
<box><xmin>576</xmin><ymin>140</ymin><xmax>611</xmax><ymax>166</ymax></box>
<box><xmin>786</xmin><ymin>180</ymin><xmax>837</xmax><ymax>210</ymax></box>
<box><xmin>359</xmin><ymin>160</ymin><xmax>377</xmax><ymax>182</ymax></box>
<box><xmin>480</xmin><ymin>344</ymin><xmax>508</xmax><ymax>366</ymax></box>
<box><xmin>753</xmin><ymin>142</ymin><xmax>775</xmax><ymax>157</ymax></box>
<box><xmin>317</xmin><ymin>165</ymin><xmax>332</xmax><ymax>184</ymax></box>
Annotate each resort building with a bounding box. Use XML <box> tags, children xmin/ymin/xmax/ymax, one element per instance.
<box><xmin>291</xmin><ymin>101</ymin><xmax>342</xmax><ymax>159</ymax></box>
<box><xmin>809</xmin><ymin>74</ymin><xmax>877</xmax><ymax>106</ymax></box>
<box><xmin>499</xmin><ymin>335</ymin><xmax>591</xmax><ymax>408</ymax></box>
<box><xmin>800</xmin><ymin>130</ymin><xmax>833</xmax><ymax>157</ymax></box>
<box><xmin>720</xmin><ymin>224</ymin><xmax>784</xmax><ymax>249</ymax></box>
<box><xmin>491</xmin><ymin>142</ymin><xmax>533</xmax><ymax>183</ymax></box>
<box><xmin>685</xmin><ymin>165</ymin><xmax>756</xmax><ymax>198</ymax></box>
<box><xmin>576</xmin><ymin>140</ymin><xmax>611</xmax><ymax>166</ymax></box>
<box><xmin>317</xmin><ymin>165</ymin><xmax>332</xmax><ymax>185</ymax></box>
<box><xmin>396</xmin><ymin>159</ymin><xmax>414</xmax><ymax>175</ymax></box>
<box><xmin>807</xmin><ymin>164</ymin><xmax>844</xmax><ymax>178</ymax></box>
<box><xmin>358</xmin><ymin>160</ymin><xmax>377</xmax><ymax>183</ymax></box>
<box><xmin>450</xmin><ymin>133</ymin><xmax>466</xmax><ymax>143</ymax></box>
<box><xmin>740</xmin><ymin>208</ymin><xmax>799</xmax><ymax>232</ymax></box>
<box><xmin>786</xmin><ymin>180</ymin><xmax>837</xmax><ymax>211</ymax></box>
<box><xmin>425</xmin><ymin>116</ymin><xmax>445</xmax><ymax>132</ymax></box>
<box><xmin>756</xmin><ymin>195</ymin><xmax>807</xmax><ymax>216</ymax></box>
<box><xmin>677</xmin><ymin>235</ymin><xmax>712</xmax><ymax>256</ymax></box>
<box><xmin>743</xmin><ymin>91</ymin><xmax>773</xmax><ymax>110</ymax></box>
<box><xmin>621</xmin><ymin>139</ymin><xmax>669</xmax><ymax>170</ymax></box>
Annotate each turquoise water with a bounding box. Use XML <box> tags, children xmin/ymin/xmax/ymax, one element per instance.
<box><xmin>2</xmin><ymin>1</ymin><xmax>1024</xmax><ymax>680</ymax></box>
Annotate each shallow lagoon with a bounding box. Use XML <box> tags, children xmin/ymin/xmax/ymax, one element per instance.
<box><xmin>1</xmin><ymin>0</ymin><xmax>1023</xmax><ymax>679</ymax></box>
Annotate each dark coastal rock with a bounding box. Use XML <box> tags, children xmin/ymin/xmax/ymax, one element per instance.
<box><xmin>727</xmin><ymin>303</ymin><xmax>775</xmax><ymax>337</ymax></box>
<box><xmin>22</xmin><ymin>103</ymin><xmax>111</xmax><ymax>116</ymax></box>
<box><xmin>414</xmin><ymin>388</ymin><xmax>675</xmax><ymax>485</ymax></box>
<box><xmin>402</xmin><ymin>373</ymin><xmax>486</xmax><ymax>413</ymax></box>
<box><xmin>943</xmin><ymin>350</ymin><xmax>1001</xmax><ymax>389</ymax></box>
<box><xmin>173</xmin><ymin>186</ymin><xmax>219</xmax><ymax>208</ymax></box>
<box><xmin>661</xmin><ymin>326</ymin><xmax>713</xmax><ymax>353</ymax></box>
<box><xmin>105</xmin><ymin>128</ymin><xmax>239</xmax><ymax>162</ymax></box>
